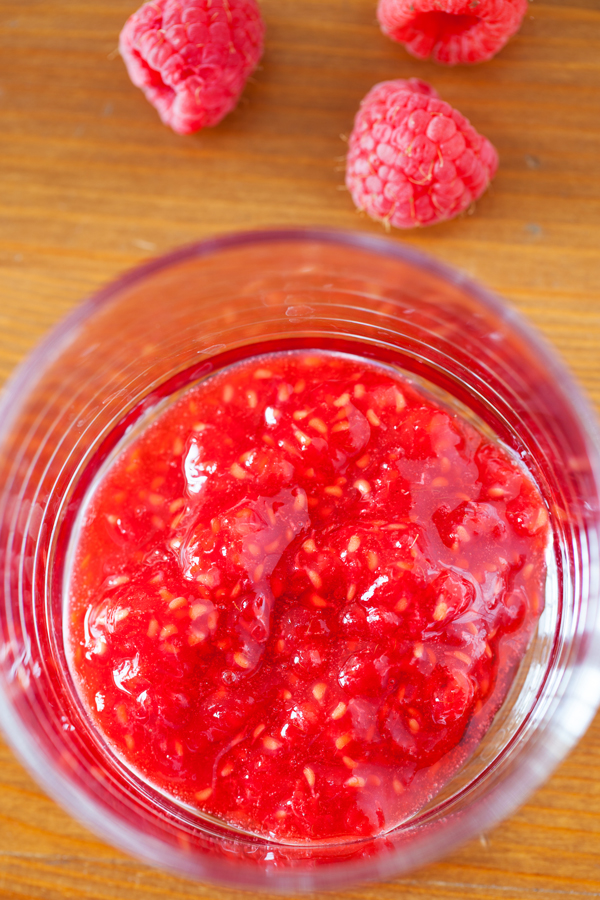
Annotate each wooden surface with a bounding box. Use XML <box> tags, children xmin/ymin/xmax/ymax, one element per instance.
<box><xmin>1</xmin><ymin>1</ymin><xmax>600</xmax><ymax>898</ymax></box>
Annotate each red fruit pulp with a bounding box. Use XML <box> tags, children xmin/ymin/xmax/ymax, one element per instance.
<box><xmin>65</xmin><ymin>350</ymin><xmax>548</xmax><ymax>841</ymax></box>
<box><xmin>411</xmin><ymin>11</ymin><xmax>481</xmax><ymax>42</ymax></box>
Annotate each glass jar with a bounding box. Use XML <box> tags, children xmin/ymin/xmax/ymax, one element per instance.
<box><xmin>1</xmin><ymin>228</ymin><xmax>599</xmax><ymax>892</ymax></box>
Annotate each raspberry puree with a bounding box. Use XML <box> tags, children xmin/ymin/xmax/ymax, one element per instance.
<box><xmin>65</xmin><ymin>350</ymin><xmax>548</xmax><ymax>841</ymax></box>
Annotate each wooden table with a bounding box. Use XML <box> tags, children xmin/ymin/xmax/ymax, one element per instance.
<box><xmin>1</xmin><ymin>1</ymin><xmax>600</xmax><ymax>898</ymax></box>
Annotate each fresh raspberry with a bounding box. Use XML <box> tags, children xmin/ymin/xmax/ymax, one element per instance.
<box><xmin>119</xmin><ymin>0</ymin><xmax>265</xmax><ymax>135</ymax></box>
<box><xmin>345</xmin><ymin>79</ymin><xmax>498</xmax><ymax>229</ymax></box>
<box><xmin>377</xmin><ymin>0</ymin><xmax>527</xmax><ymax>65</ymax></box>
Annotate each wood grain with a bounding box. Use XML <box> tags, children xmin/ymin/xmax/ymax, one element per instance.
<box><xmin>1</xmin><ymin>0</ymin><xmax>600</xmax><ymax>897</ymax></box>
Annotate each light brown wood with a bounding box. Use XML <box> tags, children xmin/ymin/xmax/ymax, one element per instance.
<box><xmin>1</xmin><ymin>0</ymin><xmax>600</xmax><ymax>897</ymax></box>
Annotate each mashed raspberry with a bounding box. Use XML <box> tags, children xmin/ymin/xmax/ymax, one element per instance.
<box><xmin>66</xmin><ymin>350</ymin><xmax>548</xmax><ymax>841</ymax></box>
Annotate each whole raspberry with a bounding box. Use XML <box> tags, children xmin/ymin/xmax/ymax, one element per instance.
<box><xmin>119</xmin><ymin>0</ymin><xmax>265</xmax><ymax>135</ymax></box>
<box><xmin>377</xmin><ymin>0</ymin><xmax>527</xmax><ymax>65</ymax></box>
<box><xmin>345</xmin><ymin>79</ymin><xmax>498</xmax><ymax>229</ymax></box>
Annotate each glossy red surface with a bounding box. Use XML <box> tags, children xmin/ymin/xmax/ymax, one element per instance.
<box><xmin>66</xmin><ymin>351</ymin><xmax>548</xmax><ymax>841</ymax></box>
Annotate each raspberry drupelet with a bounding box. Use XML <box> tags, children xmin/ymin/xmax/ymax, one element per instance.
<box><xmin>345</xmin><ymin>79</ymin><xmax>498</xmax><ymax>230</ymax></box>
<box><xmin>119</xmin><ymin>0</ymin><xmax>265</xmax><ymax>135</ymax></box>
<box><xmin>377</xmin><ymin>0</ymin><xmax>528</xmax><ymax>65</ymax></box>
